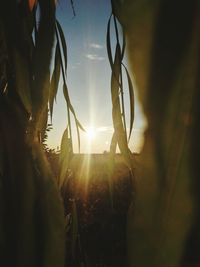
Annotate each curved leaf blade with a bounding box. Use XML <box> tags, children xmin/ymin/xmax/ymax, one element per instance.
<box><xmin>56</xmin><ymin>20</ymin><xmax>67</xmax><ymax>73</ymax></box>
<box><xmin>63</xmin><ymin>83</ymin><xmax>85</xmax><ymax>131</ymax></box>
<box><xmin>49</xmin><ymin>43</ymin><xmax>60</xmax><ymax>120</ymax></box>
<box><xmin>121</xmin><ymin>29</ymin><xmax>126</xmax><ymax>60</ymax></box>
<box><xmin>59</xmin><ymin>128</ymin><xmax>72</xmax><ymax>187</ymax></box>
<box><xmin>111</xmin><ymin>44</ymin><xmax>133</xmax><ymax>168</ymax></box>
<box><xmin>106</xmin><ymin>14</ymin><xmax>113</xmax><ymax>68</ymax></box>
<box><xmin>122</xmin><ymin>63</ymin><xmax>135</xmax><ymax>141</ymax></box>
<box><xmin>63</xmin><ymin>83</ymin><xmax>85</xmax><ymax>152</ymax></box>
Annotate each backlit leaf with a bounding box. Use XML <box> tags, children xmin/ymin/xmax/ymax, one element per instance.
<box><xmin>49</xmin><ymin>43</ymin><xmax>60</xmax><ymax>120</ymax></box>
<box><xmin>106</xmin><ymin>14</ymin><xmax>113</xmax><ymax>68</ymax></box>
<box><xmin>56</xmin><ymin>20</ymin><xmax>67</xmax><ymax>72</ymax></box>
<box><xmin>59</xmin><ymin>128</ymin><xmax>72</xmax><ymax>187</ymax></box>
<box><xmin>63</xmin><ymin>83</ymin><xmax>85</xmax><ymax>151</ymax></box>
<box><xmin>121</xmin><ymin>29</ymin><xmax>126</xmax><ymax>60</ymax></box>
<box><xmin>110</xmin><ymin>132</ymin><xmax>117</xmax><ymax>155</ymax></box>
<box><xmin>111</xmin><ymin>44</ymin><xmax>133</xmax><ymax>168</ymax></box>
<box><xmin>75</xmin><ymin>119</ymin><xmax>81</xmax><ymax>153</ymax></box>
<box><xmin>122</xmin><ymin>63</ymin><xmax>135</xmax><ymax>141</ymax></box>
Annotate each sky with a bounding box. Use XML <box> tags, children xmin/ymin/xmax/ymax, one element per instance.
<box><xmin>47</xmin><ymin>0</ymin><xmax>147</xmax><ymax>154</ymax></box>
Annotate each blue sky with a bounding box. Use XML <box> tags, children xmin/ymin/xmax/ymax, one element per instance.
<box><xmin>47</xmin><ymin>0</ymin><xmax>147</xmax><ymax>153</ymax></box>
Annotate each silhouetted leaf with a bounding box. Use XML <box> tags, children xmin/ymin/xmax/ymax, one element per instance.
<box><xmin>49</xmin><ymin>43</ymin><xmax>60</xmax><ymax>120</ymax></box>
<box><xmin>111</xmin><ymin>44</ymin><xmax>133</xmax><ymax>168</ymax></box>
<box><xmin>110</xmin><ymin>132</ymin><xmax>117</xmax><ymax>155</ymax></box>
<box><xmin>30</xmin><ymin>2</ymin><xmax>55</xmax><ymax>119</ymax></box>
<box><xmin>56</xmin><ymin>20</ymin><xmax>67</xmax><ymax>72</ymax></box>
<box><xmin>59</xmin><ymin>128</ymin><xmax>72</xmax><ymax>187</ymax></box>
<box><xmin>106</xmin><ymin>14</ymin><xmax>113</xmax><ymax>68</ymax></box>
<box><xmin>111</xmin><ymin>44</ymin><xmax>123</xmax><ymax>133</ymax></box>
<box><xmin>75</xmin><ymin>119</ymin><xmax>81</xmax><ymax>152</ymax></box>
<box><xmin>121</xmin><ymin>29</ymin><xmax>126</xmax><ymax>60</ymax></box>
<box><xmin>122</xmin><ymin>63</ymin><xmax>135</xmax><ymax>140</ymax></box>
<box><xmin>63</xmin><ymin>83</ymin><xmax>85</xmax><ymax>151</ymax></box>
<box><xmin>113</xmin><ymin>15</ymin><xmax>120</xmax><ymax>46</ymax></box>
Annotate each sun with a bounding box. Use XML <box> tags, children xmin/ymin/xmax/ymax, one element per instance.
<box><xmin>86</xmin><ymin>127</ymin><xmax>96</xmax><ymax>141</ymax></box>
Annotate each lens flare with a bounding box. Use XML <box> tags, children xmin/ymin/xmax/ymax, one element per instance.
<box><xmin>86</xmin><ymin>127</ymin><xmax>96</xmax><ymax>141</ymax></box>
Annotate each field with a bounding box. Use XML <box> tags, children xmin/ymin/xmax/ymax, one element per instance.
<box><xmin>48</xmin><ymin>153</ymin><xmax>137</xmax><ymax>267</ymax></box>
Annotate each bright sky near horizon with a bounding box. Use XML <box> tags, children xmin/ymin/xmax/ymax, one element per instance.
<box><xmin>47</xmin><ymin>0</ymin><xmax>147</xmax><ymax>154</ymax></box>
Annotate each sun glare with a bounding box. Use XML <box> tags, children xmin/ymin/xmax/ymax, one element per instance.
<box><xmin>86</xmin><ymin>127</ymin><xmax>96</xmax><ymax>141</ymax></box>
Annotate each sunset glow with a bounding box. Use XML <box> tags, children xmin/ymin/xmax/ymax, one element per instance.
<box><xmin>86</xmin><ymin>127</ymin><xmax>96</xmax><ymax>141</ymax></box>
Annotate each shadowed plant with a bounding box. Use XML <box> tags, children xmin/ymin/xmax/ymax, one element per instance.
<box><xmin>0</xmin><ymin>0</ymin><xmax>82</xmax><ymax>266</ymax></box>
<box><xmin>0</xmin><ymin>1</ymin><xmax>136</xmax><ymax>266</ymax></box>
<box><xmin>106</xmin><ymin>1</ymin><xmax>136</xmax><ymax>210</ymax></box>
<box><xmin>112</xmin><ymin>0</ymin><xmax>200</xmax><ymax>266</ymax></box>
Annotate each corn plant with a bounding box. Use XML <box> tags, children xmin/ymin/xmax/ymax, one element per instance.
<box><xmin>0</xmin><ymin>0</ymin><xmax>82</xmax><ymax>266</ymax></box>
<box><xmin>112</xmin><ymin>1</ymin><xmax>200</xmax><ymax>267</ymax></box>
<box><xmin>107</xmin><ymin>1</ymin><xmax>136</xmax><ymax>203</ymax></box>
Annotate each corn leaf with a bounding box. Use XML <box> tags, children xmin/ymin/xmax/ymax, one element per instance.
<box><xmin>49</xmin><ymin>43</ymin><xmax>60</xmax><ymax>120</ymax></box>
<box><xmin>59</xmin><ymin>128</ymin><xmax>72</xmax><ymax>187</ymax></box>
<box><xmin>59</xmin><ymin>128</ymin><xmax>68</xmax><ymax>162</ymax></box>
<box><xmin>63</xmin><ymin>83</ymin><xmax>85</xmax><ymax>151</ymax></box>
<box><xmin>110</xmin><ymin>132</ymin><xmax>117</xmax><ymax>155</ymax></box>
<box><xmin>121</xmin><ymin>29</ymin><xmax>126</xmax><ymax>60</ymax></box>
<box><xmin>122</xmin><ymin>63</ymin><xmax>135</xmax><ymax>141</ymax></box>
<box><xmin>106</xmin><ymin>14</ymin><xmax>113</xmax><ymax>68</ymax></box>
<box><xmin>56</xmin><ymin>20</ymin><xmax>67</xmax><ymax>72</ymax></box>
<box><xmin>75</xmin><ymin>119</ymin><xmax>81</xmax><ymax>153</ymax></box>
<box><xmin>111</xmin><ymin>44</ymin><xmax>132</xmax><ymax>168</ymax></box>
<box><xmin>30</xmin><ymin>2</ymin><xmax>55</xmax><ymax>118</ymax></box>
<box><xmin>111</xmin><ymin>43</ymin><xmax>123</xmax><ymax>134</ymax></box>
<box><xmin>113</xmin><ymin>15</ymin><xmax>120</xmax><ymax>46</ymax></box>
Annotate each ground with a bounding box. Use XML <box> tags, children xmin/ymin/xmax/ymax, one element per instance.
<box><xmin>47</xmin><ymin>153</ymin><xmax>136</xmax><ymax>267</ymax></box>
